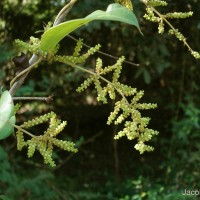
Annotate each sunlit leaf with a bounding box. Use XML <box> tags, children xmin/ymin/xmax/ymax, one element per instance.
<box><xmin>40</xmin><ymin>3</ymin><xmax>140</xmax><ymax>52</ymax></box>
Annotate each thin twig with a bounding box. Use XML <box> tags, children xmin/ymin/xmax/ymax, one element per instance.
<box><xmin>10</xmin><ymin>57</ymin><xmax>42</xmax><ymax>87</ymax></box>
<box><xmin>53</xmin><ymin>0</ymin><xmax>78</xmax><ymax>26</ymax></box>
<box><xmin>9</xmin><ymin>54</ymin><xmax>41</xmax><ymax>96</ymax></box>
<box><xmin>67</xmin><ymin>35</ymin><xmax>140</xmax><ymax>67</ymax></box>
<box><xmin>13</xmin><ymin>124</ymin><xmax>36</xmax><ymax>138</ymax></box>
<box><xmin>13</xmin><ymin>95</ymin><xmax>53</xmax><ymax>102</ymax></box>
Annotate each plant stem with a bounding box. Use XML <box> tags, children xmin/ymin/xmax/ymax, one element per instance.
<box><xmin>13</xmin><ymin>95</ymin><xmax>53</xmax><ymax>101</ymax></box>
<box><xmin>12</xmin><ymin>124</ymin><xmax>36</xmax><ymax>138</ymax></box>
<box><xmin>53</xmin><ymin>0</ymin><xmax>78</xmax><ymax>26</ymax></box>
<box><xmin>67</xmin><ymin>35</ymin><xmax>140</xmax><ymax>67</ymax></box>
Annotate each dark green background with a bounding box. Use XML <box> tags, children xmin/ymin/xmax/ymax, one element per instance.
<box><xmin>0</xmin><ymin>0</ymin><xmax>200</xmax><ymax>199</ymax></box>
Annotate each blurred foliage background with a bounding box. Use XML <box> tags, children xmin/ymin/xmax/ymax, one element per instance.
<box><xmin>0</xmin><ymin>0</ymin><xmax>200</xmax><ymax>199</ymax></box>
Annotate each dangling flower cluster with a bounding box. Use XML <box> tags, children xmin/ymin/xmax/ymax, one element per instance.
<box><xmin>142</xmin><ymin>0</ymin><xmax>200</xmax><ymax>59</ymax></box>
<box><xmin>115</xmin><ymin>0</ymin><xmax>133</xmax><ymax>11</ymax></box>
<box><xmin>16</xmin><ymin>112</ymin><xmax>77</xmax><ymax>167</ymax></box>
<box><xmin>165</xmin><ymin>12</ymin><xmax>193</xmax><ymax>19</ymax></box>
<box><xmin>168</xmin><ymin>29</ymin><xmax>185</xmax><ymax>42</ymax></box>
<box><xmin>54</xmin><ymin>39</ymin><xmax>101</xmax><ymax>65</ymax></box>
<box><xmin>77</xmin><ymin>57</ymin><xmax>158</xmax><ymax>154</ymax></box>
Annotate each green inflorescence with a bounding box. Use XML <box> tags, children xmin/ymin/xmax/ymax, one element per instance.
<box><xmin>165</xmin><ymin>12</ymin><xmax>193</xmax><ymax>19</ymax></box>
<box><xmin>148</xmin><ymin>0</ymin><xmax>167</xmax><ymax>7</ymax></box>
<box><xmin>76</xmin><ymin>57</ymin><xmax>159</xmax><ymax>154</ymax></box>
<box><xmin>142</xmin><ymin>0</ymin><xmax>200</xmax><ymax>60</ymax></box>
<box><xmin>16</xmin><ymin>112</ymin><xmax>77</xmax><ymax>167</ymax></box>
<box><xmin>115</xmin><ymin>0</ymin><xmax>133</xmax><ymax>11</ymax></box>
<box><xmin>52</xmin><ymin>41</ymin><xmax>159</xmax><ymax>154</ymax></box>
<box><xmin>144</xmin><ymin>7</ymin><xmax>160</xmax><ymax>22</ymax></box>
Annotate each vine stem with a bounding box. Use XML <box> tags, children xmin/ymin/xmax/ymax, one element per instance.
<box><xmin>53</xmin><ymin>0</ymin><xmax>78</xmax><ymax>26</ymax></box>
<box><xmin>152</xmin><ymin>8</ymin><xmax>191</xmax><ymax>50</ymax></box>
<box><xmin>10</xmin><ymin>57</ymin><xmax>43</xmax><ymax>87</ymax></box>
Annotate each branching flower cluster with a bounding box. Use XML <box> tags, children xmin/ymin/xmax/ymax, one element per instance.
<box><xmin>16</xmin><ymin>112</ymin><xmax>77</xmax><ymax>167</ymax></box>
<box><xmin>142</xmin><ymin>0</ymin><xmax>200</xmax><ymax>59</ymax></box>
<box><xmin>49</xmin><ymin>38</ymin><xmax>158</xmax><ymax>154</ymax></box>
<box><xmin>76</xmin><ymin>56</ymin><xmax>159</xmax><ymax>154</ymax></box>
<box><xmin>17</xmin><ymin>36</ymin><xmax>158</xmax><ymax>154</ymax></box>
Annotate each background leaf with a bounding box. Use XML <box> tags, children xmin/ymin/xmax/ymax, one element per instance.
<box><xmin>85</xmin><ymin>3</ymin><xmax>139</xmax><ymax>28</ymax></box>
<box><xmin>0</xmin><ymin>91</ymin><xmax>15</xmax><ymax>140</ymax></box>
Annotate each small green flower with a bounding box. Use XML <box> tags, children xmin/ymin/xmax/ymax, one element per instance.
<box><xmin>115</xmin><ymin>0</ymin><xmax>133</xmax><ymax>11</ymax></box>
<box><xmin>148</xmin><ymin>0</ymin><xmax>168</xmax><ymax>7</ymax></box>
<box><xmin>77</xmin><ymin>57</ymin><xmax>158</xmax><ymax>153</ymax></box>
<box><xmin>158</xmin><ymin>21</ymin><xmax>164</xmax><ymax>34</ymax></box>
<box><xmin>165</xmin><ymin>12</ymin><xmax>193</xmax><ymax>19</ymax></box>
<box><xmin>168</xmin><ymin>29</ymin><xmax>185</xmax><ymax>42</ymax></box>
<box><xmin>191</xmin><ymin>50</ymin><xmax>200</xmax><ymax>59</ymax></box>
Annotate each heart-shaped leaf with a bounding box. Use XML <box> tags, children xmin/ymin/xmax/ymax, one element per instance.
<box><xmin>40</xmin><ymin>3</ymin><xmax>140</xmax><ymax>52</ymax></box>
<box><xmin>0</xmin><ymin>91</ymin><xmax>16</xmax><ymax>140</ymax></box>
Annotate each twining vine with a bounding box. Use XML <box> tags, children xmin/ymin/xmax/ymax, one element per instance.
<box><xmin>0</xmin><ymin>0</ymin><xmax>199</xmax><ymax>167</ymax></box>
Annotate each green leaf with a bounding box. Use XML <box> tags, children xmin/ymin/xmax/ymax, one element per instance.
<box><xmin>41</xmin><ymin>19</ymin><xmax>91</xmax><ymax>52</ymax></box>
<box><xmin>0</xmin><ymin>91</ymin><xmax>16</xmax><ymax>140</ymax></box>
<box><xmin>85</xmin><ymin>3</ymin><xmax>140</xmax><ymax>28</ymax></box>
<box><xmin>40</xmin><ymin>3</ymin><xmax>140</xmax><ymax>52</ymax></box>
